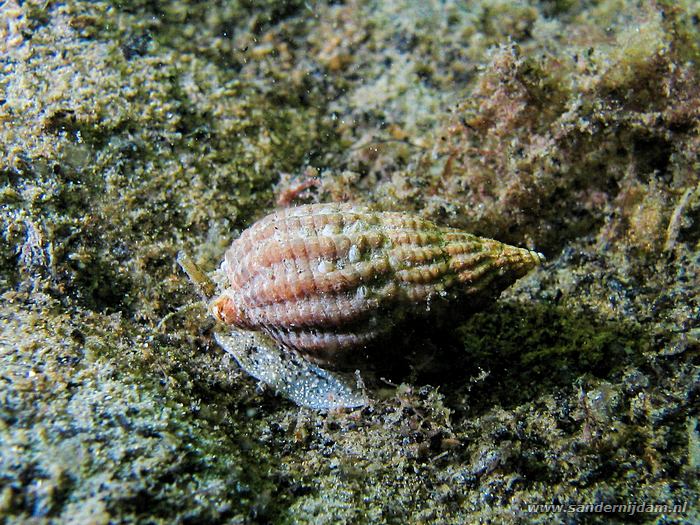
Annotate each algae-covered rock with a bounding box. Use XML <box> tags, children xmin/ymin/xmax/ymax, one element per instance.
<box><xmin>1</xmin><ymin>0</ymin><xmax>698</xmax><ymax>523</ymax></box>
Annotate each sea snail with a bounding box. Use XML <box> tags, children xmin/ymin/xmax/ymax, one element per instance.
<box><xmin>185</xmin><ymin>202</ymin><xmax>543</xmax><ymax>410</ymax></box>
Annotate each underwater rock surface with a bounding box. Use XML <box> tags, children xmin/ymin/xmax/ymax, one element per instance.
<box><xmin>1</xmin><ymin>0</ymin><xmax>698</xmax><ymax>523</ymax></box>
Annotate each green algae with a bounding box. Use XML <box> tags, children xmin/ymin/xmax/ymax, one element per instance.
<box><xmin>1</xmin><ymin>0</ymin><xmax>337</xmax><ymax>319</ymax></box>
<box><xmin>1</xmin><ymin>0</ymin><xmax>699</xmax><ymax>524</ymax></box>
<box><xmin>0</xmin><ymin>297</ymin><xmax>271</xmax><ymax>523</ymax></box>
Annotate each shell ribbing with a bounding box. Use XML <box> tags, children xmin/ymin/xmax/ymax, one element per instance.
<box><xmin>215</xmin><ymin>203</ymin><xmax>543</xmax><ymax>362</ymax></box>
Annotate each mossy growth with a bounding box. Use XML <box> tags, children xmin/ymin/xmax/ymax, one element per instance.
<box><xmin>0</xmin><ymin>296</ymin><xmax>285</xmax><ymax>523</ymax></box>
<box><xmin>322</xmin><ymin>0</ymin><xmax>700</xmax><ymax>259</ymax></box>
<box><xmin>0</xmin><ymin>0</ymin><xmax>338</xmax><ymax>321</ymax></box>
<box><xmin>454</xmin><ymin>301</ymin><xmax>649</xmax><ymax>411</ymax></box>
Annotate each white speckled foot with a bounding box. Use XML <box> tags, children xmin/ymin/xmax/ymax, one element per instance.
<box><xmin>215</xmin><ymin>328</ymin><xmax>368</xmax><ymax>410</ymax></box>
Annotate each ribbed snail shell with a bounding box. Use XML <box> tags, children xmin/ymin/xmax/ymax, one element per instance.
<box><xmin>211</xmin><ymin>203</ymin><xmax>543</xmax><ymax>366</ymax></box>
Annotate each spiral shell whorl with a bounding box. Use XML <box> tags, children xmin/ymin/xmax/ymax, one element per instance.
<box><xmin>213</xmin><ymin>203</ymin><xmax>542</xmax><ymax>364</ymax></box>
